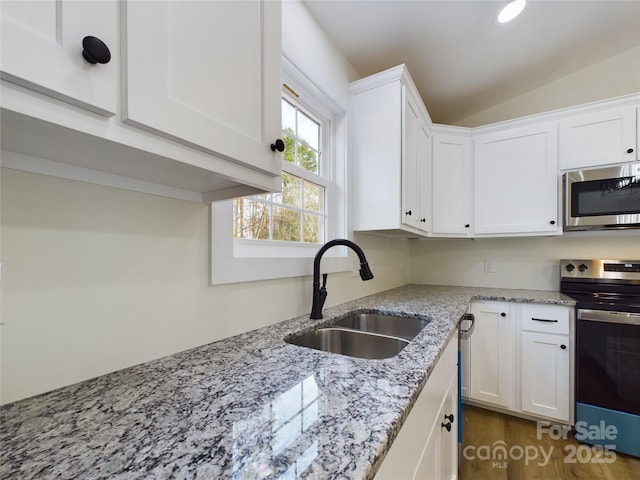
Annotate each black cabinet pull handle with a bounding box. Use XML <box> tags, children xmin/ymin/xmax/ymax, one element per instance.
<box><xmin>627</xmin><ymin>148</ymin><xmax>634</xmax><ymax>154</ymax></box>
<box><xmin>561</xmin><ymin>344</ymin><xmax>567</xmax><ymax>350</ymax></box>
<box><xmin>532</xmin><ymin>317</ymin><xmax>558</xmax><ymax>323</ymax></box>
<box><xmin>270</xmin><ymin>139</ymin><xmax>285</xmax><ymax>152</ymax></box>
<box><xmin>82</xmin><ymin>36</ymin><xmax>111</xmax><ymax>64</ymax></box>
<box><xmin>405</xmin><ymin>210</ymin><xmax>412</xmax><ymax>216</ymax></box>
<box><xmin>444</xmin><ymin>413</ymin><xmax>454</xmax><ymax>423</ymax></box>
<box><xmin>441</xmin><ymin>422</ymin><xmax>452</xmax><ymax>432</ymax></box>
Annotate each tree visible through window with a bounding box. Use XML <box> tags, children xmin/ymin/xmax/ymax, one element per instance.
<box><xmin>233</xmin><ymin>98</ymin><xmax>327</xmax><ymax>244</ymax></box>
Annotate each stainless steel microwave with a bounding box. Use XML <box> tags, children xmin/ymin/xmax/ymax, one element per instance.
<box><xmin>563</xmin><ymin>161</ymin><xmax>640</xmax><ymax>231</ymax></box>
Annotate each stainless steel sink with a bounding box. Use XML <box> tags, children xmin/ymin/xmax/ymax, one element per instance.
<box><xmin>286</xmin><ymin>327</ymin><xmax>409</xmax><ymax>359</ymax></box>
<box><xmin>335</xmin><ymin>312</ymin><xmax>429</xmax><ymax>341</ymax></box>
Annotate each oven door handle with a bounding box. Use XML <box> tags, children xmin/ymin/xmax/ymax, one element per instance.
<box><xmin>578</xmin><ymin>308</ymin><xmax>640</xmax><ymax>326</ymax></box>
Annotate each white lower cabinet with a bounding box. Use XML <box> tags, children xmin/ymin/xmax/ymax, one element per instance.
<box><xmin>462</xmin><ymin>301</ymin><xmax>573</xmax><ymax>425</ymax></box>
<box><xmin>376</xmin><ymin>335</ymin><xmax>458</xmax><ymax>480</ymax></box>
<box><xmin>468</xmin><ymin>301</ymin><xmax>515</xmax><ymax>410</ymax></box>
<box><xmin>520</xmin><ymin>305</ymin><xmax>572</xmax><ymax>422</ymax></box>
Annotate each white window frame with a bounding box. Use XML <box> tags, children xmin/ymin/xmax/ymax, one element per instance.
<box><xmin>210</xmin><ymin>57</ymin><xmax>350</xmax><ymax>285</ymax></box>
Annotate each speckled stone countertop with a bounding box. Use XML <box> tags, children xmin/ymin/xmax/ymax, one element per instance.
<box><xmin>0</xmin><ymin>285</ymin><xmax>575</xmax><ymax>479</ymax></box>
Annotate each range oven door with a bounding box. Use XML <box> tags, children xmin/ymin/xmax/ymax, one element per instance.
<box><xmin>575</xmin><ymin>308</ymin><xmax>640</xmax><ymax>457</ymax></box>
<box><xmin>563</xmin><ymin>162</ymin><xmax>640</xmax><ymax>231</ymax></box>
<box><xmin>576</xmin><ymin>309</ymin><xmax>640</xmax><ymax>414</ymax></box>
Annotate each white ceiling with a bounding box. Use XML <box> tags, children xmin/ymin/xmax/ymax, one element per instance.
<box><xmin>302</xmin><ymin>0</ymin><xmax>640</xmax><ymax>124</ymax></box>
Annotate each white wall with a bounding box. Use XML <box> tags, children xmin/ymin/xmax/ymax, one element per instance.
<box><xmin>409</xmin><ymin>233</ymin><xmax>640</xmax><ymax>291</ymax></box>
<box><xmin>0</xmin><ymin>0</ymin><xmax>409</xmax><ymax>405</ymax></box>
<box><xmin>455</xmin><ymin>45</ymin><xmax>640</xmax><ymax>127</ymax></box>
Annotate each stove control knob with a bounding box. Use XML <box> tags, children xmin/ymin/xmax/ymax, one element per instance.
<box><xmin>578</xmin><ymin>263</ymin><xmax>588</xmax><ymax>272</ymax></box>
<box><xmin>565</xmin><ymin>263</ymin><xmax>575</xmax><ymax>272</ymax></box>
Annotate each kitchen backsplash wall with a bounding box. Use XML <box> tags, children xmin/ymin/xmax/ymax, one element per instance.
<box><xmin>410</xmin><ymin>233</ymin><xmax>640</xmax><ymax>291</ymax></box>
<box><xmin>0</xmin><ymin>168</ymin><xmax>410</xmax><ymax>404</ymax></box>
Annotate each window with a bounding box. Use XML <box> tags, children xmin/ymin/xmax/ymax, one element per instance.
<box><xmin>233</xmin><ymin>97</ymin><xmax>328</xmax><ymax>245</ymax></box>
<box><xmin>210</xmin><ymin>60</ymin><xmax>349</xmax><ymax>285</ymax></box>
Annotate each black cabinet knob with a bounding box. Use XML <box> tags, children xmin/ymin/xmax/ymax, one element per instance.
<box><xmin>444</xmin><ymin>413</ymin><xmax>454</xmax><ymax>423</ymax></box>
<box><xmin>420</xmin><ymin>218</ymin><xmax>426</xmax><ymax>223</ymax></box>
<box><xmin>627</xmin><ymin>148</ymin><xmax>634</xmax><ymax>154</ymax></box>
<box><xmin>550</xmin><ymin>220</ymin><xmax>556</xmax><ymax>225</ymax></box>
<box><xmin>405</xmin><ymin>210</ymin><xmax>412</xmax><ymax>216</ymax></box>
<box><xmin>561</xmin><ymin>344</ymin><xmax>567</xmax><ymax>350</ymax></box>
<box><xmin>465</xmin><ymin>224</ymin><xmax>470</xmax><ymax>228</ymax></box>
<box><xmin>441</xmin><ymin>422</ymin><xmax>452</xmax><ymax>432</ymax></box>
<box><xmin>501</xmin><ymin>312</ymin><xmax>506</xmax><ymax>317</ymax></box>
<box><xmin>82</xmin><ymin>36</ymin><xmax>111</xmax><ymax>64</ymax></box>
<box><xmin>270</xmin><ymin>139</ymin><xmax>285</xmax><ymax>152</ymax></box>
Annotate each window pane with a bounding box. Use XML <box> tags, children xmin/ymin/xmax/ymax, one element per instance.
<box><xmin>297</xmin><ymin>141</ymin><xmax>319</xmax><ymax>174</ymax></box>
<box><xmin>234</xmin><ymin>199</ymin><xmax>270</xmax><ymax>240</ymax></box>
<box><xmin>282</xmin><ymin>131</ymin><xmax>296</xmax><ymax>165</ymax></box>
<box><xmin>303</xmin><ymin>213</ymin><xmax>324</xmax><ymax>243</ymax></box>
<box><xmin>282</xmin><ymin>99</ymin><xmax>296</xmax><ymax>132</ymax></box>
<box><xmin>275</xmin><ymin>173</ymin><xmax>302</xmax><ymax>208</ymax></box>
<box><xmin>298</xmin><ymin>110</ymin><xmax>319</xmax><ymax>151</ymax></box>
<box><xmin>303</xmin><ymin>180</ymin><xmax>324</xmax><ymax>213</ymax></box>
<box><xmin>273</xmin><ymin>206</ymin><xmax>302</xmax><ymax>242</ymax></box>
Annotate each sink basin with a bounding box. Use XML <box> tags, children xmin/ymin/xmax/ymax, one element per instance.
<box><xmin>286</xmin><ymin>327</ymin><xmax>409</xmax><ymax>359</ymax></box>
<box><xmin>335</xmin><ymin>312</ymin><xmax>429</xmax><ymax>341</ymax></box>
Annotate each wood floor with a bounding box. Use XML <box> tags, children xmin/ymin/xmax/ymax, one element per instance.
<box><xmin>459</xmin><ymin>405</ymin><xmax>640</xmax><ymax>480</ymax></box>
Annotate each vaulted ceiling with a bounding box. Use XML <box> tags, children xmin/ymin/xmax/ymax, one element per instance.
<box><xmin>303</xmin><ymin>0</ymin><xmax>640</xmax><ymax>124</ymax></box>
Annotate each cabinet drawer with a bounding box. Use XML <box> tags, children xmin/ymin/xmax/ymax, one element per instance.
<box><xmin>521</xmin><ymin>304</ymin><xmax>570</xmax><ymax>335</ymax></box>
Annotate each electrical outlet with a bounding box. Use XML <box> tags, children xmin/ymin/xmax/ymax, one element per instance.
<box><xmin>484</xmin><ymin>258</ymin><xmax>496</xmax><ymax>273</ymax></box>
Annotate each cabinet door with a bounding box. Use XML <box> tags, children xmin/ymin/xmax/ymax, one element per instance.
<box><xmin>402</xmin><ymin>92</ymin><xmax>420</xmax><ymax>230</ymax></box>
<box><xmin>474</xmin><ymin>123</ymin><xmax>559</xmax><ymax>235</ymax></box>
<box><xmin>469</xmin><ymin>302</ymin><xmax>515</xmax><ymax>409</ymax></box>
<box><xmin>559</xmin><ymin>106</ymin><xmax>637</xmax><ymax>170</ymax></box>
<box><xmin>432</xmin><ymin>133</ymin><xmax>472</xmax><ymax>236</ymax></box>
<box><xmin>123</xmin><ymin>0</ymin><xmax>281</xmax><ymax>176</ymax></box>
<box><xmin>521</xmin><ymin>332</ymin><xmax>571</xmax><ymax>422</ymax></box>
<box><xmin>417</xmin><ymin>123</ymin><xmax>433</xmax><ymax>234</ymax></box>
<box><xmin>440</xmin><ymin>373</ymin><xmax>459</xmax><ymax>480</ymax></box>
<box><xmin>0</xmin><ymin>0</ymin><xmax>117</xmax><ymax>116</ymax></box>
<box><xmin>402</xmin><ymin>91</ymin><xmax>432</xmax><ymax>234</ymax></box>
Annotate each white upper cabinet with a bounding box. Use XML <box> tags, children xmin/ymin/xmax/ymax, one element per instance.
<box><xmin>1</xmin><ymin>0</ymin><xmax>282</xmax><ymax>202</ymax></box>
<box><xmin>431</xmin><ymin>130</ymin><xmax>472</xmax><ymax>236</ymax></box>
<box><xmin>403</xmin><ymin>95</ymin><xmax>432</xmax><ymax>233</ymax></box>
<box><xmin>0</xmin><ymin>0</ymin><xmax>117</xmax><ymax>116</ymax></box>
<box><xmin>559</xmin><ymin>106</ymin><xmax>637</xmax><ymax>170</ymax></box>
<box><xmin>123</xmin><ymin>0</ymin><xmax>281</xmax><ymax>176</ymax></box>
<box><xmin>473</xmin><ymin>122</ymin><xmax>560</xmax><ymax>236</ymax></box>
<box><xmin>350</xmin><ymin>65</ymin><xmax>432</xmax><ymax>237</ymax></box>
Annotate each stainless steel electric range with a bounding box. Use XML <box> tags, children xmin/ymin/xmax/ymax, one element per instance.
<box><xmin>560</xmin><ymin>259</ymin><xmax>640</xmax><ymax>458</ymax></box>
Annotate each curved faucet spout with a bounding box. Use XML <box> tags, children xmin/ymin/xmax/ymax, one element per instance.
<box><xmin>310</xmin><ymin>239</ymin><xmax>374</xmax><ymax>319</ymax></box>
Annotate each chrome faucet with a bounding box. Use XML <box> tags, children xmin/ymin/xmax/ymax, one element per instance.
<box><xmin>310</xmin><ymin>239</ymin><xmax>374</xmax><ymax>319</ymax></box>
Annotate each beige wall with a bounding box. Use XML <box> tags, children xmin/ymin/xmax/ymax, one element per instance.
<box><xmin>0</xmin><ymin>169</ymin><xmax>409</xmax><ymax>404</ymax></box>
<box><xmin>409</xmin><ymin>233</ymin><xmax>640</xmax><ymax>291</ymax></box>
<box><xmin>455</xmin><ymin>45</ymin><xmax>640</xmax><ymax>127</ymax></box>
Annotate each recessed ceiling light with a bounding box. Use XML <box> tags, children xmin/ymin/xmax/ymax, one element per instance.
<box><xmin>497</xmin><ymin>0</ymin><xmax>527</xmax><ymax>23</ymax></box>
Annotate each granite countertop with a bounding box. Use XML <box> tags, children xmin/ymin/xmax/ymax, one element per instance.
<box><xmin>0</xmin><ymin>285</ymin><xmax>575</xmax><ymax>479</ymax></box>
